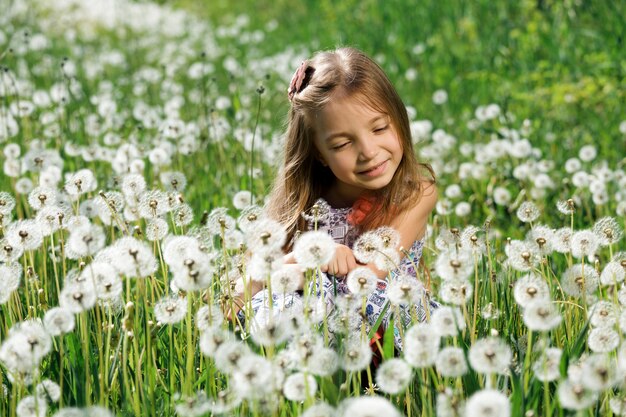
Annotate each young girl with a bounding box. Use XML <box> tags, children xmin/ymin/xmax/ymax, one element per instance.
<box><xmin>230</xmin><ymin>47</ymin><xmax>438</xmax><ymax>348</ymax></box>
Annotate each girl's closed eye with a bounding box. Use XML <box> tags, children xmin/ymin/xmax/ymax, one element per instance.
<box><xmin>374</xmin><ymin>125</ymin><xmax>389</xmax><ymax>133</ymax></box>
<box><xmin>332</xmin><ymin>142</ymin><xmax>349</xmax><ymax>150</ymax></box>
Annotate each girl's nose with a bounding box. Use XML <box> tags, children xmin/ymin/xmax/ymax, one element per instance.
<box><xmin>357</xmin><ymin>139</ymin><xmax>378</xmax><ymax>161</ymax></box>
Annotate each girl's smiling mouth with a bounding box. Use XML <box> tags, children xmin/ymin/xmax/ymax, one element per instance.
<box><xmin>358</xmin><ymin>160</ymin><xmax>388</xmax><ymax>177</ymax></box>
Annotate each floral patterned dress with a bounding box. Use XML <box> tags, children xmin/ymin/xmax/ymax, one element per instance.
<box><xmin>240</xmin><ymin>201</ymin><xmax>438</xmax><ymax>349</ymax></box>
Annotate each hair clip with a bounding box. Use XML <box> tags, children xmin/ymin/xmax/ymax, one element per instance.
<box><xmin>287</xmin><ymin>60</ymin><xmax>315</xmax><ymax>101</ymax></box>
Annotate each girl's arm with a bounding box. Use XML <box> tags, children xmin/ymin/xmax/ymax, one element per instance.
<box><xmin>364</xmin><ymin>181</ymin><xmax>438</xmax><ymax>279</ymax></box>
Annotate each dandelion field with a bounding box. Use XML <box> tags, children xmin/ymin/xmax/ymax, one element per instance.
<box><xmin>0</xmin><ymin>1</ymin><xmax>625</xmax><ymax>416</ymax></box>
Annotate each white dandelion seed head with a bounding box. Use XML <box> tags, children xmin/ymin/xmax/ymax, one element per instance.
<box><xmin>282</xmin><ymin>372</ymin><xmax>317</xmax><ymax>402</ymax></box>
<box><xmin>387</xmin><ymin>275</ymin><xmax>424</xmax><ymax>306</ymax></box>
<box><xmin>250</xmin><ymin>315</ymin><xmax>294</xmax><ymax>347</ymax></box>
<box><xmin>346</xmin><ymin>267</ymin><xmax>379</xmax><ymax>297</ymax></box>
<box><xmin>610</xmin><ymin>397</ymin><xmax>626</xmax><ymax>416</ymax></box>
<box><xmin>492</xmin><ymin>187</ymin><xmax>511</xmax><ymax>206</ymax></box>
<box><xmin>0</xmin><ymin>238</ymin><xmax>24</xmax><ymax>263</ymax></box>
<box><xmin>110</xmin><ymin>237</ymin><xmax>158</xmax><ymax>278</ymax></box>
<box><xmin>522</xmin><ymin>299</ymin><xmax>562</xmax><ymax>332</ymax></box>
<box><xmin>600</xmin><ymin>261</ymin><xmax>625</xmax><ymax>286</ymax></box>
<box><xmin>59</xmin><ymin>280</ymin><xmax>97</xmax><ymax>313</ymax></box>
<box><xmin>526</xmin><ymin>224</ymin><xmax>555</xmax><ymax>256</ymax></box>
<box><xmin>232</xmin><ymin>354</ymin><xmax>278</xmax><ymax>400</ymax></box>
<box><xmin>79</xmin><ymin>199</ymin><xmax>99</xmax><ymax>219</ymax></box>
<box><xmin>373</xmin><ymin>247</ymin><xmax>400</xmax><ymax>272</ymax></box>
<box><xmin>437</xmin><ymin>388</ymin><xmax>465</xmax><ymax>417</ymax></box>
<box><xmin>431</xmin><ymin>306</ymin><xmax>466</xmax><ymax>337</ymax></box>
<box><xmin>435</xmin><ymin>197</ymin><xmax>453</xmax><ymax>215</ymax></box>
<box><xmin>435</xmin><ymin>227</ymin><xmax>461</xmax><ymax>251</ymax></box>
<box><xmin>159</xmin><ymin>171</ymin><xmax>187</xmax><ymax>192</ymax></box>
<box><xmin>247</xmin><ymin>250</ymin><xmax>285</xmax><ymax>282</ymax></box>
<box><xmin>270</xmin><ymin>265</ymin><xmax>303</xmax><ymax>294</ymax></box>
<box><xmin>15</xmin><ymin>178</ymin><xmax>34</xmax><ymax>195</ymax></box>
<box><xmin>286</xmin><ymin>332</ymin><xmax>324</xmax><ymax>366</ymax></box>
<box><xmin>94</xmin><ymin>190</ymin><xmax>124</xmax><ymax>220</ymax></box>
<box><xmin>328</xmin><ymin>308</ymin><xmax>362</xmax><ymax>335</ymax></box>
<box><xmin>138</xmin><ymin>190</ymin><xmax>171</xmax><ymax>219</ymax></box>
<box><xmin>43</xmin><ymin>307</ymin><xmax>75</xmax><ymax>336</ymax></box>
<box><xmin>0</xmin><ymin>261</ymin><xmax>22</xmax><ymax>295</ymax></box>
<box><xmin>304</xmin><ymin>347</ymin><xmax>339</xmax><ymax>377</ymax></box>
<box><xmin>465</xmin><ymin>389</ymin><xmax>510</xmax><ymax>417</ymax></box>
<box><xmin>66</xmin><ymin>224</ymin><xmax>106</xmax><ymax>259</ymax></box>
<box><xmin>232</xmin><ymin>190</ymin><xmax>252</xmax><ymax>210</ymax></box>
<box><xmin>505</xmin><ymin>240</ymin><xmax>540</xmax><ymax>272</ymax></box>
<box><xmin>435</xmin><ymin>248</ymin><xmax>474</xmax><ymax>281</ymax></box>
<box><xmin>301</xmin><ymin>402</ymin><xmax>337</xmax><ymax>417</ymax></box>
<box><xmin>199</xmin><ymin>327</ymin><xmax>233</xmax><ymax>358</ymax></box>
<box><xmin>404</xmin><ymin>322</ymin><xmax>441</xmax><ymax>368</ymax></box>
<box><xmin>352</xmin><ymin>231</ymin><xmax>384</xmax><ymax>264</ymax></box>
<box><xmin>35</xmin><ymin>205</ymin><xmax>67</xmax><ymax>236</ymax></box>
<box><xmin>516</xmin><ymin>201</ymin><xmax>540</xmax><ymax>223</ymax></box>
<box><xmin>121</xmin><ymin>173</ymin><xmax>146</xmax><ymax>198</ymax></box>
<box><xmin>0</xmin><ymin>191</ymin><xmax>16</xmax><ymax>215</ymax></box>
<box><xmin>173</xmin><ymin>203</ymin><xmax>194</xmax><ymax>227</ymax></box>
<box><xmin>301</xmin><ymin>198</ymin><xmax>332</xmax><ymax>224</ymax></box>
<box><xmin>592</xmin><ymin>216</ymin><xmax>623</xmax><ymax>246</ymax></box>
<box><xmin>580</xmin><ymin>353</ymin><xmax>620</xmax><ymax>392</ymax></box>
<box><xmin>587</xmin><ymin>301</ymin><xmax>618</xmax><ymax>328</ymax></box>
<box><xmin>556</xmin><ymin>199</ymin><xmax>576</xmax><ymax>215</ymax></box>
<box><xmin>245</xmin><ymin>218</ymin><xmax>286</xmax><ymax>255</ymax></box>
<box><xmin>154</xmin><ymin>295</ymin><xmax>187</xmax><ymax>324</ymax></box>
<box><xmin>36</xmin><ymin>379</ymin><xmax>61</xmax><ymax>403</ymax></box>
<box><xmin>204</xmin><ymin>207</ymin><xmax>236</xmax><ymax>236</ymax></box>
<box><xmin>17</xmin><ymin>395</ymin><xmax>47</xmax><ymax>417</ymax></box>
<box><xmin>570</xmin><ymin>230</ymin><xmax>599</xmax><ymax>259</ymax></box>
<box><xmin>513</xmin><ymin>273</ymin><xmax>550</xmax><ymax>308</ymax></box>
<box><xmin>532</xmin><ymin>347</ymin><xmax>562</xmax><ymax>382</ymax></box>
<box><xmin>339</xmin><ymin>396</ymin><xmax>401</xmax><ymax>417</ymax></box>
<box><xmin>195</xmin><ymin>304</ymin><xmax>223</xmax><ymax>333</ymax></box>
<box><xmin>375</xmin><ymin>358</ymin><xmax>413</xmax><ymax>394</ymax></box>
<box><xmin>340</xmin><ymin>338</ymin><xmax>372</xmax><ymax>372</ymax></box>
<box><xmin>6</xmin><ymin>219</ymin><xmax>44</xmax><ymax>251</ymax></box>
<box><xmin>172</xmin><ymin>252</ymin><xmax>213</xmax><ymax>292</ymax></box>
<box><xmin>145</xmin><ymin>218</ymin><xmax>169</xmax><ymax>241</ymax></box>
<box><xmin>551</xmin><ymin>227</ymin><xmax>573</xmax><ymax>253</ymax></box>
<box><xmin>213</xmin><ymin>340</ymin><xmax>252</xmax><ymax>374</ymax></box>
<box><xmin>439</xmin><ymin>278</ymin><xmax>473</xmax><ymax>306</ymax></box>
<box><xmin>460</xmin><ymin>225</ymin><xmax>487</xmax><ymax>255</ymax></box>
<box><xmin>561</xmin><ymin>264</ymin><xmax>599</xmax><ymax>297</ymax></box>
<box><xmin>64</xmin><ymin>168</ymin><xmax>97</xmax><ymax>197</ymax></box>
<box><xmin>237</xmin><ymin>204</ymin><xmax>264</xmax><ymax>233</ymax></box>
<box><xmin>293</xmin><ymin>230</ymin><xmax>336</xmax><ymax>269</ymax></box>
<box><xmin>27</xmin><ymin>186</ymin><xmax>58</xmax><ymax>211</ymax></box>
<box><xmin>578</xmin><ymin>144</ymin><xmax>597</xmax><ymax>162</ymax></box>
<box><xmin>468</xmin><ymin>337</ymin><xmax>512</xmax><ymax>375</ymax></box>
<box><xmin>173</xmin><ymin>391</ymin><xmax>212</xmax><ymax>417</ymax></box>
<box><xmin>436</xmin><ymin>346</ymin><xmax>468</xmax><ymax>378</ymax></box>
<box><xmin>558</xmin><ymin>378</ymin><xmax>598</xmax><ymax>411</ymax></box>
<box><xmin>587</xmin><ymin>327</ymin><xmax>619</xmax><ymax>353</ymax></box>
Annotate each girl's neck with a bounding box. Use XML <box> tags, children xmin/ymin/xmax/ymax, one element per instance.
<box><xmin>323</xmin><ymin>183</ymin><xmax>371</xmax><ymax>208</ymax></box>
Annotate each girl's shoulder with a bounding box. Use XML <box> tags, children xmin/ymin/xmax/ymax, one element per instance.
<box><xmin>406</xmin><ymin>180</ymin><xmax>438</xmax><ymax>215</ymax></box>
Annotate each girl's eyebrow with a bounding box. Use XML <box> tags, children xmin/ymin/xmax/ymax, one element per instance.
<box><xmin>324</xmin><ymin>115</ymin><xmax>388</xmax><ymax>143</ymax></box>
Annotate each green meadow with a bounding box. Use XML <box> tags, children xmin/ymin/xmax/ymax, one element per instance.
<box><xmin>0</xmin><ymin>0</ymin><xmax>624</xmax><ymax>416</ymax></box>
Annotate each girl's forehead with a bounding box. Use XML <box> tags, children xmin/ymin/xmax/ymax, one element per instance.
<box><xmin>319</xmin><ymin>93</ymin><xmax>387</xmax><ymax>118</ymax></box>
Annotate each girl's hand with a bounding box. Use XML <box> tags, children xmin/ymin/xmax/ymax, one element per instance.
<box><xmin>222</xmin><ymin>293</ymin><xmax>245</xmax><ymax>322</ymax></box>
<box><xmin>320</xmin><ymin>244</ymin><xmax>357</xmax><ymax>277</ymax></box>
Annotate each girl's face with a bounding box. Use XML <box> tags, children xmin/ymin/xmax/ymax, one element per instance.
<box><xmin>313</xmin><ymin>94</ymin><xmax>403</xmax><ymax>205</ymax></box>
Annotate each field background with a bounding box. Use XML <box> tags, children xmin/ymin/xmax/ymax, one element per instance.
<box><xmin>1</xmin><ymin>0</ymin><xmax>625</xmax><ymax>416</ymax></box>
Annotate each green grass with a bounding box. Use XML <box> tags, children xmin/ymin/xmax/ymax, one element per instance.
<box><xmin>0</xmin><ymin>0</ymin><xmax>625</xmax><ymax>416</ymax></box>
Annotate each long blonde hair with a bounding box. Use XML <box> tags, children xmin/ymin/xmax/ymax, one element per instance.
<box><xmin>266</xmin><ymin>47</ymin><xmax>434</xmax><ymax>249</ymax></box>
